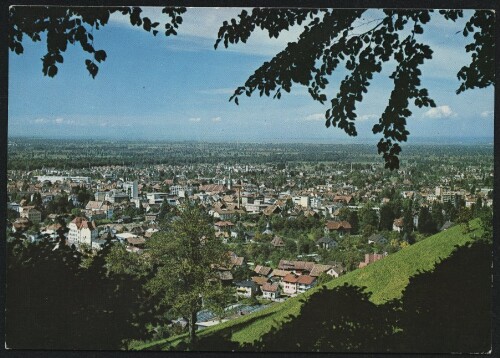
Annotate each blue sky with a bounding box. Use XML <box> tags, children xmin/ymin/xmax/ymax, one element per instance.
<box><xmin>8</xmin><ymin>7</ymin><xmax>494</xmax><ymax>143</ymax></box>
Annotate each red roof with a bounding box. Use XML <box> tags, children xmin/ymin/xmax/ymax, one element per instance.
<box><xmin>325</xmin><ymin>220</ymin><xmax>352</xmax><ymax>230</ymax></box>
<box><xmin>262</xmin><ymin>282</ymin><xmax>279</xmax><ymax>292</ymax></box>
<box><xmin>251</xmin><ymin>276</ymin><xmax>269</xmax><ymax>286</ymax></box>
<box><xmin>254</xmin><ymin>265</ymin><xmax>273</xmax><ymax>276</ymax></box>
<box><xmin>297</xmin><ymin>275</ymin><xmax>316</xmax><ymax>285</ymax></box>
<box><xmin>283</xmin><ymin>273</ymin><xmax>299</xmax><ymax>283</ymax></box>
<box><xmin>71</xmin><ymin>217</ymin><xmax>96</xmax><ymax>230</ymax></box>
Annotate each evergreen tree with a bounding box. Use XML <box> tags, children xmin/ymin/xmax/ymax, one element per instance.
<box><xmin>379</xmin><ymin>204</ymin><xmax>395</xmax><ymax>231</ymax></box>
<box><xmin>417</xmin><ymin>206</ymin><xmax>436</xmax><ymax>235</ymax></box>
<box><xmin>359</xmin><ymin>204</ymin><xmax>378</xmax><ymax>235</ymax></box>
<box><xmin>430</xmin><ymin>201</ymin><xmax>444</xmax><ymax>230</ymax></box>
<box><xmin>145</xmin><ymin>203</ymin><xmax>233</xmax><ymax>343</ymax></box>
<box><xmin>402</xmin><ymin>200</ymin><xmax>414</xmax><ymax>239</ymax></box>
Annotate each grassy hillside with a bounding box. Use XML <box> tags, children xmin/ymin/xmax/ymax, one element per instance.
<box><xmin>136</xmin><ymin>219</ymin><xmax>483</xmax><ymax>350</ymax></box>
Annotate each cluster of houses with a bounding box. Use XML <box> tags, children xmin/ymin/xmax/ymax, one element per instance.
<box><xmin>7</xmin><ymin>161</ymin><xmax>493</xmax><ymax>241</ymax></box>
<box><xmin>233</xmin><ymin>260</ymin><xmax>346</xmax><ymax>301</ymax></box>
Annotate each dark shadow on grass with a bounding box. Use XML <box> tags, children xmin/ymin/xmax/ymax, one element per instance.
<box><xmin>171</xmin><ymin>311</ymin><xmax>276</xmax><ymax>351</ymax></box>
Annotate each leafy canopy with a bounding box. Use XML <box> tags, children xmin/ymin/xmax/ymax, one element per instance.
<box><xmin>9</xmin><ymin>7</ymin><xmax>494</xmax><ymax>169</ymax></box>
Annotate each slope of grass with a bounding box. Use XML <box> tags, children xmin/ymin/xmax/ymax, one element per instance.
<box><xmin>136</xmin><ymin>219</ymin><xmax>482</xmax><ymax>350</ymax></box>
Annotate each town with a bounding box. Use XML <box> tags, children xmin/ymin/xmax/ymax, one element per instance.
<box><xmin>6</xmin><ymin>138</ymin><xmax>494</xmax><ymax>332</ymax></box>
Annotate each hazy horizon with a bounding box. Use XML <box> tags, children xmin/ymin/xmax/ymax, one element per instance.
<box><xmin>7</xmin><ymin>134</ymin><xmax>494</xmax><ymax>146</ymax></box>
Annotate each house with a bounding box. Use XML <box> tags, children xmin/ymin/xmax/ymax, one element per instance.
<box><xmin>296</xmin><ymin>275</ymin><xmax>317</xmax><ymax>293</ymax></box>
<box><xmin>261</xmin><ymin>282</ymin><xmax>280</xmax><ymax>301</ymax></box>
<box><xmin>229</xmin><ymin>252</ymin><xmax>245</xmax><ymax>267</ymax></box>
<box><xmin>234</xmin><ymin>280</ymin><xmax>258</xmax><ymax>298</ymax></box>
<box><xmin>91</xmin><ymin>239</ymin><xmax>108</xmax><ymax>251</ymax></box>
<box><xmin>68</xmin><ymin>217</ymin><xmax>98</xmax><ymax>246</ymax></box>
<box><xmin>126</xmin><ymin>236</ymin><xmax>146</xmax><ymax>251</ymax></box>
<box><xmin>198</xmin><ymin>184</ymin><xmax>226</xmax><ymax>195</ymax></box>
<box><xmin>20</xmin><ymin>207</ymin><xmax>41</xmax><ymax>225</ymax></box>
<box><xmin>367</xmin><ymin>233</ymin><xmax>388</xmax><ymax>245</ymax></box>
<box><xmin>324</xmin><ymin>220</ymin><xmax>352</xmax><ymax>237</ymax></box>
<box><xmin>262</xmin><ymin>204</ymin><xmax>281</xmax><ymax>217</ymax></box>
<box><xmin>303</xmin><ymin>209</ymin><xmax>320</xmax><ymax>218</ymax></box>
<box><xmin>270</xmin><ymin>236</ymin><xmax>285</xmax><ymax>248</ymax></box>
<box><xmin>282</xmin><ymin>273</ymin><xmax>299</xmax><ymax>296</ymax></box>
<box><xmin>115</xmin><ymin>232</ymin><xmax>139</xmax><ymax>244</ymax></box>
<box><xmin>251</xmin><ymin>276</ymin><xmax>269</xmax><ymax>288</ymax></box>
<box><xmin>309</xmin><ymin>264</ymin><xmax>334</xmax><ymax>277</ymax></box>
<box><xmin>316</xmin><ymin>236</ymin><xmax>338</xmax><ymax>250</ymax></box>
<box><xmin>216</xmin><ymin>270</ymin><xmax>234</xmax><ymax>284</ymax></box>
<box><xmin>278</xmin><ymin>260</ymin><xmax>315</xmax><ymax>275</ymax></box>
<box><xmin>105</xmin><ymin>190</ymin><xmax>129</xmax><ymax>204</ymax></box>
<box><xmin>393</xmin><ymin>218</ymin><xmax>404</xmax><ymax>232</ymax></box>
<box><xmin>333</xmin><ymin>195</ymin><xmax>353</xmax><ymax>205</ymax></box>
<box><xmin>359</xmin><ymin>252</ymin><xmax>387</xmax><ymax>268</ymax></box>
<box><xmin>269</xmin><ymin>269</ymin><xmax>292</xmax><ymax>283</ymax></box>
<box><xmin>146</xmin><ymin>192</ymin><xmax>169</xmax><ymax>205</ymax></box>
<box><xmin>214</xmin><ymin>221</ymin><xmax>235</xmax><ymax>232</ymax></box>
<box><xmin>244</xmin><ymin>231</ymin><xmax>255</xmax><ymax>242</ymax></box>
<box><xmin>85</xmin><ymin>200</ymin><xmax>114</xmax><ymax>220</ymax></box>
<box><xmin>145</xmin><ymin>212</ymin><xmax>159</xmax><ymax>222</ymax></box>
<box><xmin>211</xmin><ymin>207</ymin><xmax>237</xmax><ymax>221</ymax></box>
<box><xmin>326</xmin><ymin>263</ymin><xmax>345</xmax><ymax>278</ymax></box>
<box><xmin>254</xmin><ymin>265</ymin><xmax>273</xmax><ymax>277</ymax></box>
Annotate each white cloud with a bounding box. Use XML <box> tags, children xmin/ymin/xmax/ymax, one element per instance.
<box><xmin>212</xmin><ymin>116</ymin><xmax>221</xmax><ymax>122</ymax></box>
<box><xmin>481</xmin><ymin>110</ymin><xmax>493</xmax><ymax>118</ymax></box>
<box><xmin>358</xmin><ymin>114</ymin><xmax>378</xmax><ymax>121</ymax></box>
<box><xmin>189</xmin><ymin>117</ymin><xmax>201</xmax><ymax>122</ymax></box>
<box><xmin>31</xmin><ymin>117</ymin><xmax>80</xmax><ymax>126</ymax></box>
<box><xmin>423</xmin><ymin>105</ymin><xmax>457</xmax><ymax>119</ymax></box>
<box><xmin>304</xmin><ymin>113</ymin><xmax>325</xmax><ymax>121</ymax></box>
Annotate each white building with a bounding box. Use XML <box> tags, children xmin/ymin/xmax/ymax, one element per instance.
<box><xmin>296</xmin><ymin>275</ymin><xmax>317</xmax><ymax>294</ymax></box>
<box><xmin>293</xmin><ymin>196</ymin><xmax>310</xmax><ymax>208</ymax></box>
<box><xmin>68</xmin><ymin>217</ymin><xmax>98</xmax><ymax>246</ymax></box>
<box><xmin>36</xmin><ymin>175</ymin><xmax>90</xmax><ymax>184</ymax></box>
<box><xmin>123</xmin><ymin>181</ymin><xmax>139</xmax><ymax>199</ymax></box>
<box><xmin>105</xmin><ymin>190</ymin><xmax>129</xmax><ymax>203</ymax></box>
<box><xmin>310</xmin><ymin>197</ymin><xmax>322</xmax><ymax>209</ymax></box>
<box><xmin>282</xmin><ymin>274</ymin><xmax>298</xmax><ymax>296</ymax></box>
<box><xmin>261</xmin><ymin>282</ymin><xmax>280</xmax><ymax>301</ymax></box>
<box><xmin>146</xmin><ymin>192</ymin><xmax>168</xmax><ymax>204</ymax></box>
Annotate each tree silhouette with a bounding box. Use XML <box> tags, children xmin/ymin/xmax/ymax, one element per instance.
<box><xmin>5</xmin><ymin>237</ymin><xmax>159</xmax><ymax>349</ymax></box>
<box><xmin>9</xmin><ymin>6</ymin><xmax>185</xmax><ymax>78</ymax></box>
<box><xmin>8</xmin><ymin>7</ymin><xmax>494</xmax><ymax>169</ymax></box>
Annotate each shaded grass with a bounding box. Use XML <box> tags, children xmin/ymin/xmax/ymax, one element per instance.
<box><xmin>136</xmin><ymin>219</ymin><xmax>482</xmax><ymax>350</ymax></box>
